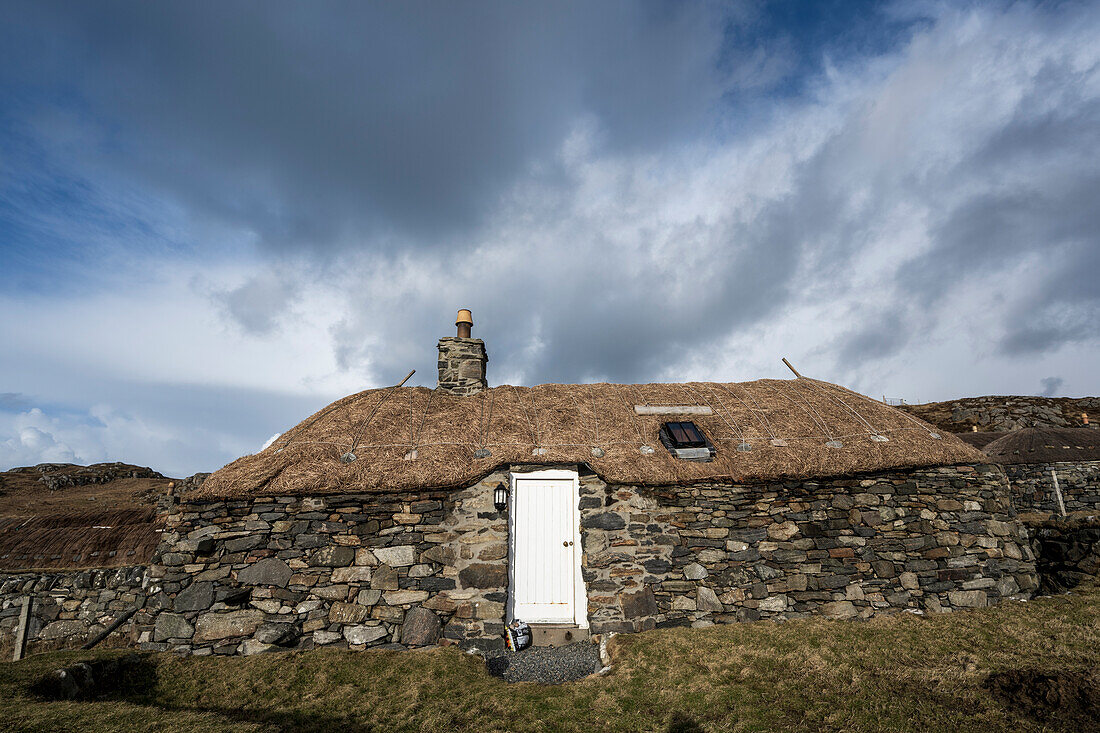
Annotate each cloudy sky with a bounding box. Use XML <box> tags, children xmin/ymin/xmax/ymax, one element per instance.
<box><xmin>1</xmin><ymin>0</ymin><xmax>1098</xmax><ymax>477</ymax></box>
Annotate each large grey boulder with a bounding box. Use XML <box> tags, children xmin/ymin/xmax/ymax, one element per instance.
<box><xmin>344</xmin><ymin>625</ymin><xmax>388</xmax><ymax>645</ymax></box>
<box><xmin>619</xmin><ymin>587</ymin><xmax>658</xmax><ymax>619</ymax></box>
<box><xmin>697</xmin><ymin>586</ymin><xmax>724</xmax><ymax>612</ymax></box>
<box><xmin>374</xmin><ymin>545</ymin><xmax>416</xmax><ymax>567</ymax></box>
<box><xmin>238</xmin><ymin>558</ymin><xmax>293</xmax><ymax>587</ymax></box>
<box><xmin>223</xmin><ymin>534</ymin><xmax>264</xmax><ymax>553</ymax></box>
<box><xmin>400</xmin><ymin>607</ymin><xmax>441</xmax><ymax>647</ymax></box>
<box><xmin>458</xmin><ymin>563</ymin><xmax>506</xmax><ymax>589</ymax></box>
<box><xmin>683</xmin><ymin>563</ymin><xmax>707</xmax><ymax>580</ymax></box>
<box><xmin>581</xmin><ymin>512</ymin><xmax>626</xmax><ymax>530</ymax></box>
<box><xmin>254</xmin><ymin>622</ymin><xmax>299</xmax><ymax>646</ymax></box>
<box><xmin>39</xmin><ymin>620</ymin><xmax>87</xmax><ymax>640</ymax></box>
<box><xmin>153</xmin><ymin>613</ymin><xmax>194</xmax><ymax>642</ymax></box>
<box><xmin>174</xmin><ymin>581</ymin><xmax>214</xmax><ymax>612</ymax></box>
<box><xmin>308</xmin><ymin>546</ymin><xmax>355</xmax><ymax>567</ymax></box>
<box><xmin>193</xmin><ymin>609</ymin><xmax>264</xmax><ymax>642</ymax></box>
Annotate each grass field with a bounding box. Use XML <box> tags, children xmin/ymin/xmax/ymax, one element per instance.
<box><xmin>2</xmin><ymin>585</ymin><xmax>1098</xmax><ymax>732</ymax></box>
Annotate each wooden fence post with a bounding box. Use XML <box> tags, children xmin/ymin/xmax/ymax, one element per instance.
<box><xmin>12</xmin><ymin>596</ymin><xmax>31</xmax><ymax>662</ymax></box>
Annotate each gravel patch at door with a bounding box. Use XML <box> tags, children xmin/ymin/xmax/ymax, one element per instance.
<box><xmin>485</xmin><ymin>642</ymin><xmax>602</xmax><ymax>684</ymax></box>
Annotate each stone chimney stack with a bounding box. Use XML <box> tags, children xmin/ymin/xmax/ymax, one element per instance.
<box><xmin>437</xmin><ymin>309</ymin><xmax>488</xmax><ymax>395</ymax></box>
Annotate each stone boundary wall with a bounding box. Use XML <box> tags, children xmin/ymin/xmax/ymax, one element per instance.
<box><xmin>0</xmin><ymin>567</ymin><xmax>147</xmax><ymax>657</ymax></box>
<box><xmin>135</xmin><ymin>472</ymin><xmax>511</xmax><ymax>656</ymax></box>
<box><xmin>579</xmin><ymin>464</ymin><xmax>1039</xmax><ymax>633</ymax></box>
<box><xmin>1005</xmin><ymin>461</ymin><xmax>1100</xmax><ymax>514</ymax></box>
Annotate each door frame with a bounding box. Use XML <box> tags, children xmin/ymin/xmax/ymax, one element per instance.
<box><xmin>507</xmin><ymin>468</ymin><xmax>588</xmax><ymax>628</ymax></box>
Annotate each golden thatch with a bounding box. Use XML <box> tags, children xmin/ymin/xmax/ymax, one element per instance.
<box><xmin>195</xmin><ymin>377</ymin><xmax>985</xmax><ymax>499</ymax></box>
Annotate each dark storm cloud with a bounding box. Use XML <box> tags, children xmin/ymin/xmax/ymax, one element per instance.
<box><xmin>0</xmin><ymin>393</ymin><xmax>31</xmax><ymax>411</ymax></box>
<box><xmin>3</xmin><ymin>0</ymin><xmax>1100</xmax><ymax>480</ymax></box>
<box><xmin>897</xmin><ymin>70</ymin><xmax>1100</xmax><ymax>358</ymax></box>
<box><xmin>834</xmin><ymin>310</ymin><xmax>909</xmax><ymax>366</ymax></box>
<box><xmin>3</xmin><ymin>1</ymin><xmax>741</xmax><ymax>250</ymax></box>
<box><xmin>321</xmin><ymin>0</ymin><xmax>1100</xmax><ymax>388</ymax></box>
<box><xmin>213</xmin><ymin>273</ymin><xmax>301</xmax><ymax>336</ymax></box>
<box><xmin>1040</xmin><ymin>376</ymin><xmax>1064</xmax><ymax>397</ymax></box>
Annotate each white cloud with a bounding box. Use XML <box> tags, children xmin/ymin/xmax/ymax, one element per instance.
<box><xmin>0</xmin><ymin>410</ymin><xmax>79</xmax><ymax>466</ymax></box>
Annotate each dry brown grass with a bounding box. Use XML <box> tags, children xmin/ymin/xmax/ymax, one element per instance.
<box><xmin>198</xmin><ymin>378</ymin><xmax>983</xmax><ymax>499</ymax></box>
<box><xmin>2</xmin><ymin>584</ymin><xmax>1098</xmax><ymax>732</ymax></box>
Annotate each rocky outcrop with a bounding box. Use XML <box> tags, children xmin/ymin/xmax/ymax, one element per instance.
<box><xmin>1</xmin><ymin>463</ymin><xmax>165</xmax><ymax>492</ymax></box>
<box><xmin>899</xmin><ymin>396</ymin><xmax>1099</xmax><ymax>433</ymax></box>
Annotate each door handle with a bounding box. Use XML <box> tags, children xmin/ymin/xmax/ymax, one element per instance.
<box><xmin>563</xmin><ymin>541</ymin><xmax>573</xmax><ymax>547</ymax></box>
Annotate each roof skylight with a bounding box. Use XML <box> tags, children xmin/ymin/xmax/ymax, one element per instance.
<box><xmin>659</xmin><ymin>421</ymin><xmax>715</xmax><ymax>462</ymax></box>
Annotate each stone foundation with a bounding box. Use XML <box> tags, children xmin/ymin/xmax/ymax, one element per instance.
<box><xmin>1005</xmin><ymin>461</ymin><xmax>1100</xmax><ymax>514</ymax></box>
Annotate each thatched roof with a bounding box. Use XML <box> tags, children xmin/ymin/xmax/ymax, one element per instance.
<box><xmin>983</xmin><ymin>427</ymin><xmax>1100</xmax><ymax>465</ymax></box>
<box><xmin>196</xmin><ymin>378</ymin><xmax>984</xmax><ymax>499</ymax></box>
<box><xmin>0</xmin><ymin>508</ymin><xmax>160</xmax><ymax>571</ymax></box>
<box><xmin>0</xmin><ymin>463</ymin><xmax>169</xmax><ymax>570</ymax></box>
<box><xmin>954</xmin><ymin>431</ymin><xmax>1005</xmax><ymax>450</ymax></box>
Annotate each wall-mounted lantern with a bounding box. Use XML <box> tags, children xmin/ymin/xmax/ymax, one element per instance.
<box><xmin>494</xmin><ymin>483</ymin><xmax>508</xmax><ymax>512</ymax></box>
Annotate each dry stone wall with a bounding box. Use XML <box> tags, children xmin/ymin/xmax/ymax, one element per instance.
<box><xmin>1025</xmin><ymin>517</ymin><xmax>1100</xmax><ymax>593</ymax></box>
<box><xmin>136</xmin><ymin>471</ymin><xmax>511</xmax><ymax>655</ymax></box>
<box><xmin>2</xmin><ymin>462</ymin><xmax>1047</xmax><ymax>658</ymax></box>
<box><xmin>1005</xmin><ymin>461</ymin><xmax>1100</xmax><ymax>514</ymax></box>
<box><xmin>577</xmin><ymin>464</ymin><xmax>1039</xmax><ymax>633</ymax></box>
<box><xmin>0</xmin><ymin>567</ymin><xmax>146</xmax><ymax>657</ymax></box>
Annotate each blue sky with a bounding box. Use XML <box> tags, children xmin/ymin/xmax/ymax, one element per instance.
<box><xmin>1</xmin><ymin>1</ymin><xmax>1098</xmax><ymax>477</ymax></box>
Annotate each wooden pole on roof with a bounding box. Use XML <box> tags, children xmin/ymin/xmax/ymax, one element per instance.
<box><xmin>397</xmin><ymin>370</ymin><xmax>416</xmax><ymax>388</ymax></box>
<box><xmin>781</xmin><ymin>358</ymin><xmax>803</xmax><ymax>379</ymax></box>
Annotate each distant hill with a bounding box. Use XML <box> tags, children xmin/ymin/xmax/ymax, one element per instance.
<box><xmin>0</xmin><ymin>462</ymin><xmax>174</xmax><ymax>515</ymax></box>
<box><xmin>898</xmin><ymin>396</ymin><xmax>1100</xmax><ymax>433</ymax></box>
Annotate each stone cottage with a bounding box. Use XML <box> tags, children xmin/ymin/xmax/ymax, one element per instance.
<box><xmin>982</xmin><ymin>427</ymin><xmax>1100</xmax><ymax>515</ymax></box>
<box><xmin>123</xmin><ymin>311</ymin><xmax>1038</xmax><ymax>655</ymax></box>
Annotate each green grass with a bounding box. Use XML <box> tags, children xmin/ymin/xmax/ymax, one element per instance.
<box><xmin>3</xmin><ymin>586</ymin><xmax>1099</xmax><ymax>732</ymax></box>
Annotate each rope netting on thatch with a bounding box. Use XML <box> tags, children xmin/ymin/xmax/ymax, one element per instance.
<box><xmin>0</xmin><ymin>508</ymin><xmax>160</xmax><ymax>571</ymax></box>
<box><xmin>195</xmin><ymin>378</ymin><xmax>985</xmax><ymax>499</ymax></box>
<box><xmin>983</xmin><ymin>427</ymin><xmax>1100</xmax><ymax>465</ymax></box>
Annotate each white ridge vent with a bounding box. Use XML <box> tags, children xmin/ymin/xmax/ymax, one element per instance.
<box><xmin>634</xmin><ymin>405</ymin><xmax>713</xmax><ymax>415</ymax></box>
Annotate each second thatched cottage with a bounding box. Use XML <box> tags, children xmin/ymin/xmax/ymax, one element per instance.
<box><xmin>140</xmin><ymin>311</ymin><xmax>1038</xmax><ymax>654</ymax></box>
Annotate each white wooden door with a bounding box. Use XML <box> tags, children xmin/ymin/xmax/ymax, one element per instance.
<box><xmin>511</xmin><ymin>472</ymin><xmax>582</xmax><ymax>624</ymax></box>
